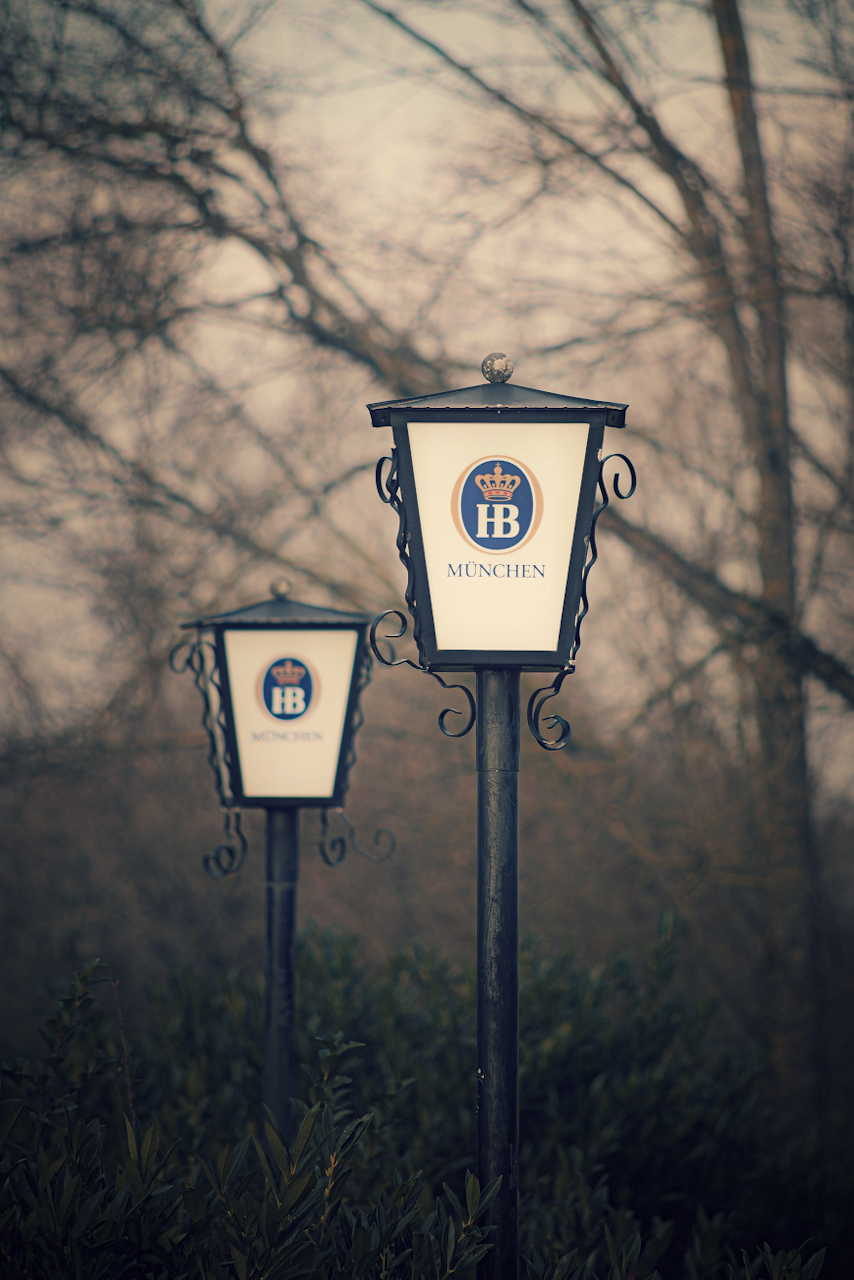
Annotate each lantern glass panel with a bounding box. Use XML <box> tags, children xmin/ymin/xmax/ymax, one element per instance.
<box><xmin>223</xmin><ymin>627</ymin><xmax>359</xmax><ymax>799</ymax></box>
<box><xmin>407</xmin><ymin>420</ymin><xmax>590</xmax><ymax>652</ymax></box>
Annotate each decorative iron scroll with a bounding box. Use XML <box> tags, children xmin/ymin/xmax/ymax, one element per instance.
<box><xmin>376</xmin><ymin>452</ymin><xmax>425</xmax><ymax>662</ymax></box>
<box><xmin>527</xmin><ymin>668</ymin><xmax>574</xmax><ymax>751</ymax></box>
<box><xmin>339</xmin><ymin>639</ymin><xmax>372</xmax><ymax>807</ymax></box>
<box><xmin>571</xmin><ymin>452</ymin><xmax>637</xmax><ymax>662</ymax></box>
<box><xmin>169</xmin><ymin>634</ymin><xmax>248</xmax><ymax>878</ymax></box>
<box><xmin>370</xmin><ymin>609</ymin><xmax>476</xmax><ymax>738</ymax></box>
<box><xmin>527</xmin><ymin>451</ymin><xmax>636</xmax><ymax>752</ymax></box>
<box><xmin>374</xmin><ymin>448</ymin><xmax>634</xmax><ymax>751</ymax></box>
<box><xmin>318</xmin><ymin>808</ymin><xmax>396</xmax><ymax>867</ymax></box>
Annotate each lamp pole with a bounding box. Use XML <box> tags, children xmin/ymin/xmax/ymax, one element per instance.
<box><xmin>263</xmin><ymin>807</ymin><xmax>300</xmax><ymax>1139</ymax></box>
<box><xmin>476</xmin><ymin>670</ymin><xmax>520</xmax><ymax>1280</ymax></box>
<box><xmin>367</xmin><ymin>354</ymin><xmax>634</xmax><ymax>1280</ymax></box>
<box><xmin>171</xmin><ymin>594</ymin><xmax>394</xmax><ymax>1146</ymax></box>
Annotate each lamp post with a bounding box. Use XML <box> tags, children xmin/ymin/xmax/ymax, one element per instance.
<box><xmin>367</xmin><ymin>354</ymin><xmax>635</xmax><ymax>1280</ymax></box>
<box><xmin>171</xmin><ymin>587</ymin><xmax>393</xmax><ymax>1137</ymax></box>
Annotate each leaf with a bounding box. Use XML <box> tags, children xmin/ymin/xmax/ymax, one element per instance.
<box><xmin>216</xmin><ymin>1145</ymin><xmax>234</xmax><ymax>1187</ymax></box>
<box><xmin>124</xmin><ymin>1116</ymin><xmax>138</xmax><ymax>1164</ymax></box>
<box><xmin>292</xmin><ymin>1104</ymin><xmax>322</xmax><ymax>1167</ymax></box>
<box><xmin>801</xmin><ymin>1250</ymin><xmax>826</xmax><ymax>1280</ymax></box>
<box><xmin>474</xmin><ymin>1175</ymin><xmax>502</xmax><ymax>1219</ymax></box>
<box><xmin>282</xmin><ymin>1169</ymin><xmax>315</xmax><ymax>1213</ymax></box>
<box><xmin>252</xmin><ymin>1137</ymin><xmax>278</xmax><ymax>1197</ymax></box>
<box><xmin>39</xmin><ymin>1154</ymin><xmax>66</xmax><ymax>1191</ymax></box>
<box><xmin>465</xmin><ymin>1171</ymin><xmax>480</xmax><ymax>1222</ymax></box>
<box><xmin>461</xmin><ymin>1242</ymin><xmax>493</xmax><ymax>1270</ymax></box>
<box><xmin>58</xmin><ymin>1173</ymin><xmax>82</xmax><ymax>1229</ymax></box>
<box><xmin>604</xmin><ymin>1224</ymin><xmax>620</xmax><ymax>1271</ymax></box>
<box><xmin>262</xmin><ymin>1197</ymin><xmax>277</xmax><ymax>1247</ymax></box>
<box><xmin>230</xmin><ymin>1244</ymin><xmax>248</xmax><ymax>1280</ymax></box>
<box><xmin>140</xmin><ymin>1124</ymin><xmax>159</xmax><ymax>1173</ymax></box>
<box><xmin>0</xmin><ymin>1101</ymin><xmax>24</xmax><ymax>1149</ymax></box>
<box><xmin>126</xmin><ymin>1159</ymin><xmax>145</xmax><ymax>1203</ymax></box>
<box><xmin>228</xmin><ymin>1137</ymin><xmax>251</xmax><ymax>1188</ymax></box>
<box><xmin>71</xmin><ymin>1187</ymin><xmax>105</xmax><ymax>1239</ymax></box>
<box><xmin>183</xmin><ymin>1186</ymin><xmax>207</xmax><ymax>1224</ymax></box>
<box><xmin>444</xmin><ymin>1214</ymin><xmax>456</xmax><ymax>1273</ymax></box>
<box><xmin>265</xmin><ymin>1122</ymin><xmax>291</xmax><ymax>1180</ymax></box>
<box><xmin>355</xmin><ymin>1225</ymin><xmax>372</xmax><ymax>1262</ymax></box>
<box><xmin>443</xmin><ymin>1182</ymin><xmax>465</xmax><ymax>1223</ymax></box>
<box><xmin>158</xmin><ymin>1225</ymin><xmax>187</xmax><ymax>1249</ymax></box>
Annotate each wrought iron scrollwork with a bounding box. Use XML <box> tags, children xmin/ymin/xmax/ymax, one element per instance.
<box><xmin>527</xmin><ymin>668</ymin><xmax>574</xmax><ymax>751</ymax></box>
<box><xmin>527</xmin><ymin>451</ymin><xmax>636</xmax><ymax>752</ymax></box>
<box><xmin>370</xmin><ymin>609</ymin><xmax>476</xmax><ymax>738</ymax></box>
<box><xmin>339</xmin><ymin>638</ymin><xmax>373</xmax><ymax>807</ymax></box>
<box><xmin>318</xmin><ymin>807</ymin><xmax>396</xmax><ymax>867</ymax></box>
<box><xmin>376</xmin><ymin>451</ymin><xmax>425</xmax><ymax>660</ymax></box>
<box><xmin>571</xmin><ymin>452</ymin><xmax>637</xmax><ymax>662</ymax></box>
<box><xmin>169</xmin><ymin>634</ymin><xmax>247</xmax><ymax>878</ymax></box>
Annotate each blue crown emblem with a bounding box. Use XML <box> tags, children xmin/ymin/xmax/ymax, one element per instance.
<box><xmin>454</xmin><ymin>456</ymin><xmax>540</xmax><ymax>553</ymax></box>
<box><xmin>262</xmin><ymin>657</ymin><xmax>312</xmax><ymax>720</ymax></box>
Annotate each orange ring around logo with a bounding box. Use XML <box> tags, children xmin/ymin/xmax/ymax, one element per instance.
<box><xmin>450</xmin><ymin>454</ymin><xmax>544</xmax><ymax>555</ymax></box>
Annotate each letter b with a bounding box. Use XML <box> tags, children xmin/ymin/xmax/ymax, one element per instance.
<box><xmin>284</xmin><ymin>687</ymin><xmax>306</xmax><ymax>715</ymax></box>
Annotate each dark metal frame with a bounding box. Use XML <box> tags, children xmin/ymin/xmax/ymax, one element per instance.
<box><xmin>209</xmin><ymin>619</ymin><xmax>369</xmax><ymax>809</ymax></box>
<box><xmin>170</xmin><ymin>634</ymin><xmax>249</xmax><ymax>877</ymax></box>
<box><xmin>373</xmin><ymin>447</ymin><xmax>636</xmax><ymax>750</ymax></box>
<box><xmin>171</xmin><ymin>606</ymin><xmax>395</xmax><ymax>875</ymax></box>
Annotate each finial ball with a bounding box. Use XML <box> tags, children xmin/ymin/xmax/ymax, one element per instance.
<box><xmin>481</xmin><ymin>352</ymin><xmax>514</xmax><ymax>384</ymax></box>
<box><xmin>269</xmin><ymin>578</ymin><xmax>292</xmax><ymax>600</ymax></box>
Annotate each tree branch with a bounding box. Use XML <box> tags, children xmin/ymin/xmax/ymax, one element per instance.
<box><xmin>604</xmin><ymin>510</ymin><xmax>854</xmax><ymax>707</ymax></box>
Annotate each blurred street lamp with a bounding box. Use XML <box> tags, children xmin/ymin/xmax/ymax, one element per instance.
<box><xmin>171</xmin><ymin>587</ymin><xmax>393</xmax><ymax>1136</ymax></box>
<box><xmin>368</xmin><ymin>354</ymin><xmax>634</xmax><ymax>1280</ymax></box>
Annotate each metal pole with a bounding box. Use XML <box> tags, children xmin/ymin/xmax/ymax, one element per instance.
<box><xmin>263</xmin><ymin>806</ymin><xmax>299</xmax><ymax>1140</ymax></box>
<box><xmin>476</xmin><ymin>669</ymin><xmax>520</xmax><ymax>1280</ymax></box>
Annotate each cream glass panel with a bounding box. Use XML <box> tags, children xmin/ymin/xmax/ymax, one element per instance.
<box><xmin>407</xmin><ymin>421</ymin><xmax>589</xmax><ymax>652</ymax></box>
<box><xmin>223</xmin><ymin>628</ymin><xmax>358</xmax><ymax>798</ymax></box>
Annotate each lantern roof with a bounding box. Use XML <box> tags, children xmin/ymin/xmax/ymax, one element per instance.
<box><xmin>183</xmin><ymin>596</ymin><xmax>369</xmax><ymax>630</ymax></box>
<box><xmin>367</xmin><ymin>380</ymin><xmax>628</xmax><ymax>428</ymax></box>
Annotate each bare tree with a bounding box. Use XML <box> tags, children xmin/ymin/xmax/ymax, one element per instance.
<box><xmin>320</xmin><ymin>0</ymin><xmax>854</xmax><ymax>1114</ymax></box>
<box><xmin>0</xmin><ymin>0</ymin><xmax>448</xmax><ymax>743</ymax></box>
<box><xmin>3</xmin><ymin>0</ymin><xmax>854</xmax><ymax>1115</ymax></box>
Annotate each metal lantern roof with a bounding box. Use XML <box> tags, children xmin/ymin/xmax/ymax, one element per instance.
<box><xmin>182</xmin><ymin>597</ymin><xmax>370</xmax><ymax>630</ymax></box>
<box><xmin>367</xmin><ymin>380</ymin><xmax>628</xmax><ymax>427</ymax></box>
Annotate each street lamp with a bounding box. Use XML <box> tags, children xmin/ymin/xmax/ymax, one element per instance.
<box><xmin>368</xmin><ymin>354</ymin><xmax>635</xmax><ymax>1280</ymax></box>
<box><xmin>170</xmin><ymin>585</ymin><xmax>393</xmax><ymax>1136</ymax></box>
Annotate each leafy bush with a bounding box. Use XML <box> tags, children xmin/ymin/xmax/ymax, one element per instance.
<box><xmin>0</xmin><ymin>930</ymin><xmax>844</xmax><ymax>1277</ymax></box>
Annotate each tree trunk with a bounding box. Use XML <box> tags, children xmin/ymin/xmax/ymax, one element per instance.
<box><xmin>750</xmin><ymin>644</ymin><xmax>825</xmax><ymax>1114</ymax></box>
<box><xmin>712</xmin><ymin>0</ymin><xmax>825</xmax><ymax>1116</ymax></box>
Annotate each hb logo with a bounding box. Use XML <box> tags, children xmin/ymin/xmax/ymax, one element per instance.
<box><xmin>261</xmin><ymin>658</ymin><xmax>313</xmax><ymax>720</ymax></box>
<box><xmin>452</xmin><ymin>456</ymin><xmax>542</xmax><ymax>553</ymax></box>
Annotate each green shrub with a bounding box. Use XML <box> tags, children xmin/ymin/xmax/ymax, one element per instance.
<box><xmin>0</xmin><ymin>931</ymin><xmax>844</xmax><ymax>1277</ymax></box>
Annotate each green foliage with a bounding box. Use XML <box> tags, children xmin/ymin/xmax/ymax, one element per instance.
<box><xmin>0</xmin><ymin>929</ymin><xmax>844</xmax><ymax>1278</ymax></box>
<box><xmin>0</xmin><ymin>1019</ymin><xmax>501</xmax><ymax>1279</ymax></box>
